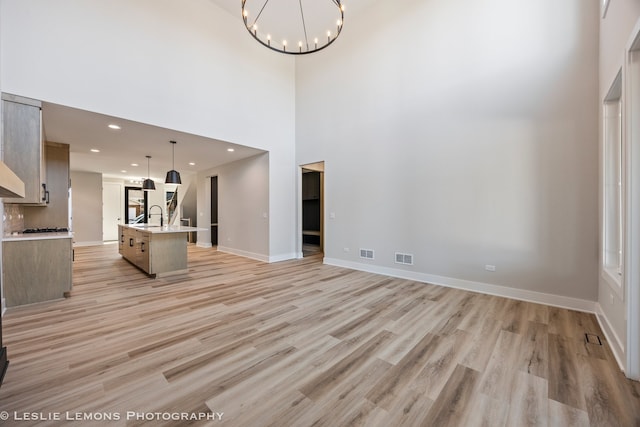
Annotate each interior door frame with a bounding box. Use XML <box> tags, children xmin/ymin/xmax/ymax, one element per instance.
<box><xmin>299</xmin><ymin>161</ymin><xmax>324</xmax><ymax>258</ymax></box>
<box><xmin>124</xmin><ymin>186</ymin><xmax>148</xmax><ymax>224</ymax></box>
<box><xmin>102</xmin><ymin>182</ymin><xmax>123</xmax><ymax>241</ymax></box>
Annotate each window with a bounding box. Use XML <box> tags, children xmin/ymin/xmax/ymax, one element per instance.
<box><xmin>603</xmin><ymin>71</ymin><xmax>623</xmax><ymax>291</ymax></box>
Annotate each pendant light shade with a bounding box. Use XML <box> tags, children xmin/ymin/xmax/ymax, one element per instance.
<box><xmin>143</xmin><ymin>155</ymin><xmax>156</xmax><ymax>191</ymax></box>
<box><xmin>165</xmin><ymin>140</ymin><xmax>182</xmax><ymax>185</ymax></box>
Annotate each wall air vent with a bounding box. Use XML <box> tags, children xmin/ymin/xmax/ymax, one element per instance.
<box><xmin>395</xmin><ymin>252</ymin><xmax>414</xmax><ymax>265</ymax></box>
<box><xmin>359</xmin><ymin>249</ymin><xmax>374</xmax><ymax>259</ymax></box>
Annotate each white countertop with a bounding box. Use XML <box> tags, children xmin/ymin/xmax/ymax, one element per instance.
<box><xmin>3</xmin><ymin>231</ymin><xmax>74</xmax><ymax>241</ymax></box>
<box><xmin>123</xmin><ymin>224</ymin><xmax>204</xmax><ymax>234</ymax></box>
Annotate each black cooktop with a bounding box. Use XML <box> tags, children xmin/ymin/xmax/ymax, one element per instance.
<box><xmin>23</xmin><ymin>227</ymin><xmax>69</xmax><ymax>234</ymax></box>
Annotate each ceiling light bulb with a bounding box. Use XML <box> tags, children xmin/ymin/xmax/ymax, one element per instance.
<box><xmin>108</xmin><ymin>124</ymin><xmax>121</xmax><ymax>130</ymax></box>
<box><xmin>241</xmin><ymin>0</ymin><xmax>344</xmax><ymax>55</ymax></box>
<box><xmin>131</xmin><ymin>163</ymin><xmax>139</xmax><ymax>167</ymax></box>
<box><xmin>227</xmin><ymin>148</ymin><xmax>235</xmax><ymax>152</ymax></box>
<box><xmin>90</xmin><ymin>149</ymin><xmax>100</xmax><ymax>153</ymax></box>
<box><xmin>189</xmin><ymin>162</ymin><xmax>195</xmax><ymax>166</ymax></box>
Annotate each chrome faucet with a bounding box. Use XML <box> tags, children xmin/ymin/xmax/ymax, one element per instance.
<box><xmin>149</xmin><ymin>205</ymin><xmax>163</xmax><ymax>226</ymax></box>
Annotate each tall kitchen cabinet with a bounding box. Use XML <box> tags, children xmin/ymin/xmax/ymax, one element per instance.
<box><xmin>1</xmin><ymin>93</ymin><xmax>46</xmax><ymax>205</ymax></box>
<box><xmin>23</xmin><ymin>142</ymin><xmax>70</xmax><ymax>229</ymax></box>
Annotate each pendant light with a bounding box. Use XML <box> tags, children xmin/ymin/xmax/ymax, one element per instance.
<box><xmin>165</xmin><ymin>140</ymin><xmax>182</xmax><ymax>185</ymax></box>
<box><xmin>142</xmin><ymin>155</ymin><xmax>155</xmax><ymax>191</ymax></box>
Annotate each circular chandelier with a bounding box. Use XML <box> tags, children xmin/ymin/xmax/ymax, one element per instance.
<box><xmin>241</xmin><ymin>0</ymin><xmax>344</xmax><ymax>55</ymax></box>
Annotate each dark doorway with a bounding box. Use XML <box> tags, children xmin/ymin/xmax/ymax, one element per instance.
<box><xmin>211</xmin><ymin>176</ymin><xmax>218</xmax><ymax>246</ymax></box>
<box><xmin>302</xmin><ymin>168</ymin><xmax>323</xmax><ymax>256</ymax></box>
<box><xmin>124</xmin><ymin>186</ymin><xmax>148</xmax><ymax>224</ymax></box>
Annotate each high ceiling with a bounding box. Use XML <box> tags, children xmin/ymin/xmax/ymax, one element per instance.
<box><xmin>41</xmin><ymin>1</ymin><xmax>363</xmax><ymax>182</ymax></box>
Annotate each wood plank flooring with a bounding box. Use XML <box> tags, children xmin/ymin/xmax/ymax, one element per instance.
<box><xmin>0</xmin><ymin>244</ymin><xmax>639</xmax><ymax>426</ymax></box>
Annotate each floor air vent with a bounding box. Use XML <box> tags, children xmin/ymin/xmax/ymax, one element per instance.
<box><xmin>360</xmin><ymin>249</ymin><xmax>374</xmax><ymax>259</ymax></box>
<box><xmin>395</xmin><ymin>252</ymin><xmax>414</xmax><ymax>265</ymax></box>
<box><xmin>585</xmin><ymin>333</ymin><xmax>603</xmax><ymax>345</ymax></box>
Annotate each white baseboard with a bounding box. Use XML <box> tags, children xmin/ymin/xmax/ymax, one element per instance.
<box><xmin>217</xmin><ymin>246</ymin><xmax>269</xmax><ymax>262</ymax></box>
<box><xmin>196</xmin><ymin>242</ymin><xmax>213</xmax><ymax>249</ymax></box>
<box><xmin>1</xmin><ymin>297</ymin><xmax>5</xmax><ymax>317</ymax></box>
<box><xmin>216</xmin><ymin>246</ymin><xmax>297</xmax><ymax>263</ymax></box>
<box><xmin>269</xmin><ymin>252</ymin><xmax>299</xmax><ymax>263</ymax></box>
<box><xmin>73</xmin><ymin>241</ymin><xmax>106</xmax><ymax>247</ymax></box>
<box><xmin>323</xmin><ymin>258</ymin><xmax>597</xmax><ymax>313</ymax></box>
<box><xmin>595</xmin><ymin>303</ymin><xmax>626</xmax><ymax>372</ymax></box>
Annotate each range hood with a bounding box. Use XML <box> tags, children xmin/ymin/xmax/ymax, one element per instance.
<box><xmin>0</xmin><ymin>160</ymin><xmax>24</xmax><ymax>198</ymax></box>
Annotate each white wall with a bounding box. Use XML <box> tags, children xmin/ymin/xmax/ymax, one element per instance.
<box><xmin>599</xmin><ymin>0</ymin><xmax>640</xmax><ymax>377</ymax></box>
<box><xmin>70</xmin><ymin>171</ymin><xmax>103</xmax><ymax>244</ymax></box>
<box><xmin>197</xmin><ymin>153</ymin><xmax>269</xmax><ymax>260</ymax></box>
<box><xmin>296</xmin><ymin>0</ymin><xmax>600</xmax><ymax>303</ymax></box>
<box><xmin>0</xmin><ymin>0</ymin><xmax>297</xmax><ymax>260</ymax></box>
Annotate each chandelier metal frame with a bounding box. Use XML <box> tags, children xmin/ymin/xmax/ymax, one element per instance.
<box><xmin>241</xmin><ymin>0</ymin><xmax>344</xmax><ymax>55</ymax></box>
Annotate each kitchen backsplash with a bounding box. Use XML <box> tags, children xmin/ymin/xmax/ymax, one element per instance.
<box><xmin>3</xmin><ymin>204</ymin><xmax>24</xmax><ymax>234</ymax></box>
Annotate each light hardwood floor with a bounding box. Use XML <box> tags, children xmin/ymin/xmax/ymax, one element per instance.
<box><xmin>1</xmin><ymin>244</ymin><xmax>639</xmax><ymax>426</ymax></box>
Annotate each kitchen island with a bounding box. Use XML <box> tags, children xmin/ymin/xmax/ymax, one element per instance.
<box><xmin>118</xmin><ymin>224</ymin><xmax>201</xmax><ymax>277</ymax></box>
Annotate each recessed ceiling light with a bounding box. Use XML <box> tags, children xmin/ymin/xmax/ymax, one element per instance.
<box><xmin>189</xmin><ymin>162</ymin><xmax>196</xmax><ymax>166</ymax></box>
<box><xmin>227</xmin><ymin>148</ymin><xmax>235</xmax><ymax>152</ymax></box>
<box><xmin>131</xmin><ymin>163</ymin><xmax>139</xmax><ymax>167</ymax></box>
<box><xmin>108</xmin><ymin>124</ymin><xmax>121</xmax><ymax>130</ymax></box>
<box><xmin>121</xmin><ymin>170</ymin><xmax>127</xmax><ymax>173</ymax></box>
<box><xmin>91</xmin><ymin>149</ymin><xmax>100</xmax><ymax>153</ymax></box>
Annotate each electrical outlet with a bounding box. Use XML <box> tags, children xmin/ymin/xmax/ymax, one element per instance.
<box><xmin>485</xmin><ymin>264</ymin><xmax>496</xmax><ymax>272</ymax></box>
<box><xmin>343</xmin><ymin>247</ymin><xmax>349</xmax><ymax>252</ymax></box>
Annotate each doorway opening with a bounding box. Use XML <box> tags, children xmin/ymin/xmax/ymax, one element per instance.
<box><xmin>301</xmin><ymin>162</ymin><xmax>324</xmax><ymax>257</ymax></box>
<box><xmin>211</xmin><ymin>176</ymin><xmax>218</xmax><ymax>246</ymax></box>
<box><xmin>124</xmin><ymin>186</ymin><xmax>148</xmax><ymax>224</ymax></box>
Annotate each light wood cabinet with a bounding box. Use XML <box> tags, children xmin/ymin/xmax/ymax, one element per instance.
<box><xmin>24</xmin><ymin>142</ymin><xmax>70</xmax><ymax>228</ymax></box>
<box><xmin>3</xmin><ymin>237</ymin><xmax>73</xmax><ymax>307</ymax></box>
<box><xmin>1</xmin><ymin>94</ymin><xmax>46</xmax><ymax>205</ymax></box>
<box><xmin>119</xmin><ymin>225</ymin><xmax>137</xmax><ymax>260</ymax></box>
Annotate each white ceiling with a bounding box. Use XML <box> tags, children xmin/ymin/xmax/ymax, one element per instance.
<box><xmin>43</xmin><ymin>102</ymin><xmax>265</xmax><ymax>183</ymax></box>
<box><xmin>40</xmin><ymin>1</ymin><xmax>365</xmax><ymax>183</ymax></box>
<box><xmin>209</xmin><ymin>0</ymin><xmax>364</xmax><ymax>19</ymax></box>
